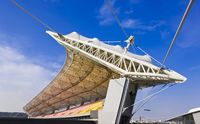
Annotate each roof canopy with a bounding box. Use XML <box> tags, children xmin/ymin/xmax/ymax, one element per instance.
<box><xmin>24</xmin><ymin>31</ymin><xmax>186</xmax><ymax>117</ymax></box>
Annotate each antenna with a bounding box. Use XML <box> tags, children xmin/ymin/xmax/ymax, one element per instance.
<box><xmin>124</xmin><ymin>35</ymin><xmax>135</xmax><ymax>53</ymax></box>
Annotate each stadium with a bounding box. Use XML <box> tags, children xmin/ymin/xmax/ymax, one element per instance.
<box><xmin>0</xmin><ymin>0</ymin><xmax>197</xmax><ymax>124</ymax></box>
<box><xmin>23</xmin><ymin>31</ymin><xmax>186</xmax><ymax>124</ymax></box>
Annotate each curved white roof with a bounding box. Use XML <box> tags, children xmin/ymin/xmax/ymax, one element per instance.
<box><xmin>65</xmin><ymin>32</ymin><xmax>152</xmax><ymax>63</ymax></box>
<box><xmin>188</xmin><ymin>107</ymin><xmax>200</xmax><ymax>113</ymax></box>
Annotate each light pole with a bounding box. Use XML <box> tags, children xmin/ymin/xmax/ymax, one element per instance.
<box><xmin>140</xmin><ymin>109</ymin><xmax>151</xmax><ymax>122</ymax></box>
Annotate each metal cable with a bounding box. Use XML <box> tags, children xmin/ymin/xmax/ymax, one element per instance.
<box><xmin>103</xmin><ymin>40</ymin><xmax>122</xmax><ymax>44</ymax></box>
<box><xmin>106</xmin><ymin>0</ymin><xmax>161</xmax><ymax>65</ymax></box>
<box><xmin>106</xmin><ymin>0</ymin><xmax>129</xmax><ymax>38</ymax></box>
<box><xmin>162</xmin><ymin>0</ymin><xmax>194</xmax><ymax>66</ymax></box>
<box><xmin>132</xmin><ymin>95</ymin><xmax>153</xmax><ymax>116</ymax></box>
<box><xmin>136</xmin><ymin>45</ymin><xmax>164</xmax><ymax>66</ymax></box>
<box><xmin>131</xmin><ymin>86</ymin><xmax>155</xmax><ymax>116</ymax></box>
<box><xmin>10</xmin><ymin>0</ymin><xmax>56</xmax><ymax>32</ymax></box>
<box><xmin>123</xmin><ymin>84</ymin><xmax>176</xmax><ymax>113</ymax></box>
<box><xmin>132</xmin><ymin>84</ymin><xmax>171</xmax><ymax>116</ymax></box>
<box><xmin>131</xmin><ymin>84</ymin><xmax>168</xmax><ymax>116</ymax></box>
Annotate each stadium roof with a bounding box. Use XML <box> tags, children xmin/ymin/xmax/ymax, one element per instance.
<box><xmin>24</xmin><ymin>31</ymin><xmax>186</xmax><ymax>117</ymax></box>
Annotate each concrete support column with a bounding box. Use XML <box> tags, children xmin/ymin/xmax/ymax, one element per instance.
<box><xmin>98</xmin><ymin>78</ymin><xmax>138</xmax><ymax>124</ymax></box>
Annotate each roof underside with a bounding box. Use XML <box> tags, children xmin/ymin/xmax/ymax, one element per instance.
<box><xmin>24</xmin><ymin>50</ymin><xmax>118</xmax><ymax>116</ymax></box>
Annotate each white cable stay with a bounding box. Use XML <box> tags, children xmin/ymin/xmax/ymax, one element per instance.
<box><xmin>123</xmin><ymin>83</ymin><xmax>176</xmax><ymax>113</ymax></box>
<box><xmin>162</xmin><ymin>0</ymin><xmax>194</xmax><ymax>66</ymax></box>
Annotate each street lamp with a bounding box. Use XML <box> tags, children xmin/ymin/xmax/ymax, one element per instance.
<box><xmin>139</xmin><ymin>109</ymin><xmax>151</xmax><ymax>122</ymax></box>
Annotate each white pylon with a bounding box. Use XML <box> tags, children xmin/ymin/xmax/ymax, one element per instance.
<box><xmin>124</xmin><ymin>35</ymin><xmax>135</xmax><ymax>54</ymax></box>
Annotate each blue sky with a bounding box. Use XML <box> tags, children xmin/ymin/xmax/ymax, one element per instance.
<box><xmin>0</xmin><ymin>0</ymin><xmax>200</xmax><ymax>121</ymax></box>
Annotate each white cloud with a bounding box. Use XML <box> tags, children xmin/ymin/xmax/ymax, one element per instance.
<box><xmin>121</xmin><ymin>19</ymin><xmax>139</xmax><ymax>28</ymax></box>
<box><xmin>0</xmin><ymin>44</ymin><xmax>61</xmax><ymax>112</ymax></box>
<box><xmin>97</xmin><ymin>0</ymin><xmax>164</xmax><ymax>33</ymax></box>
<box><xmin>97</xmin><ymin>0</ymin><xmax>119</xmax><ymax>25</ymax></box>
<box><xmin>97</xmin><ymin>0</ymin><xmax>164</xmax><ymax>32</ymax></box>
<box><xmin>121</xmin><ymin>19</ymin><xmax>165</xmax><ymax>31</ymax></box>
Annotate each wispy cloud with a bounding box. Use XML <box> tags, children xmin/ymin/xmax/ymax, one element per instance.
<box><xmin>121</xmin><ymin>19</ymin><xmax>165</xmax><ymax>31</ymax></box>
<box><xmin>97</xmin><ymin>0</ymin><xmax>164</xmax><ymax>32</ymax></box>
<box><xmin>0</xmin><ymin>45</ymin><xmax>55</xmax><ymax>112</ymax></box>
<box><xmin>121</xmin><ymin>19</ymin><xmax>139</xmax><ymax>28</ymax></box>
<box><xmin>0</xmin><ymin>34</ymin><xmax>62</xmax><ymax>112</ymax></box>
<box><xmin>97</xmin><ymin>0</ymin><xmax>119</xmax><ymax>25</ymax></box>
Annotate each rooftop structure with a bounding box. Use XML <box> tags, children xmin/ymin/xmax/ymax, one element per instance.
<box><xmin>23</xmin><ymin>31</ymin><xmax>186</xmax><ymax>124</ymax></box>
<box><xmin>167</xmin><ymin>107</ymin><xmax>200</xmax><ymax>124</ymax></box>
